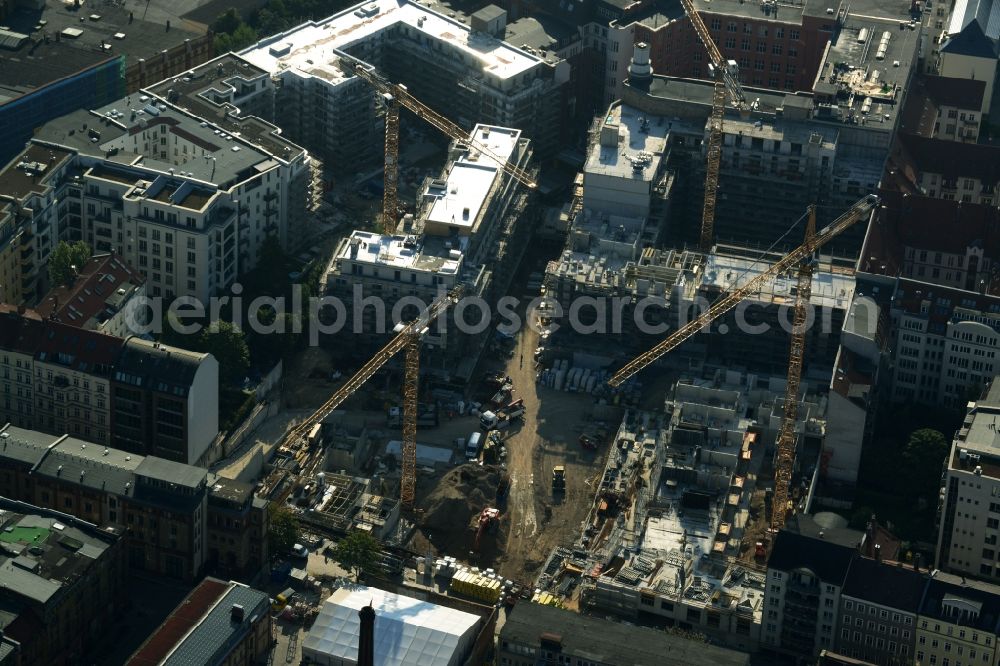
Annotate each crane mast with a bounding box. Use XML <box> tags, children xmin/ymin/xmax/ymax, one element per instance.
<box><xmin>381</xmin><ymin>93</ymin><xmax>401</xmax><ymax>233</ymax></box>
<box><xmin>677</xmin><ymin>0</ymin><xmax>749</xmax><ymax>251</ymax></box>
<box><xmin>771</xmin><ymin>207</ymin><xmax>817</xmax><ymax>532</ymax></box>
<box><xmin>607</xmin><ymin>195</ymin><xmax>878</xmax><ymax>537</ymax></box>
<box><xmin>608</xmin><ymin>194</ymin><xmax>878</xmax><ymax>388</ymax></box>
<box><xmin>351</xmin><ymin>63</ymin><xmax>537</xmax><ymax>233</ymax></box>
<box><xmin>264</xmin><ymin>287</ymin><xmax>462</xmax><ymax>507</ymax></box>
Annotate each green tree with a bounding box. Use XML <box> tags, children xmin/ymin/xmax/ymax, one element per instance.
<box><xmin>212</xmin><ymin>8</ymin><xmax>242</xmax><ymax>34</ymax></box>
<box><xmin>48</xmin><ymin>240</ymin><xmax>91</xmax><ymax>287</ymax></box>
<box><xmin>268</xmin><ymin>504</ymin><xmax>299</xmax><ymax>555</ymax></box>
<box><xmin>332</xmin><ymin>530</ymin><xmax>380</xmax><ymax>581</ymax></box>
<box><xmin>230</xmin><ymin>23</ymin><xmax>259</xmax><ymax>50</ymax></box>
<box><xmin>199</xmin><ymin>321</ymin><xmax>251</xmax><ymax>386</ymax></box>
<box><xmin>902</xmin><ymin>428</ymin><xmax>948</xmax><ymax>496</ymax></box>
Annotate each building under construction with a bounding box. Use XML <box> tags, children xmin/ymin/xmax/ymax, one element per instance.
<box><xmin>544</xmin><ymin>100</ymin><xmax>860</xmax><ymax>375</ymax></box>
<box><xmin>325</xmin><ymin>124</ymin><xmax>535</xmax><ymax>381</ymax></box>
<box><xmin>553</xmin><ymin>370</ymin><xmax>829</xmax><ymax>650</ymax></box>
<box><xmin>239</xmin><ymin>0</ymin><xmax>567</xmax><ymax>171</ymax></box>
<box><xmin>294</xmin><ymin>471</ymin><xmax>401</xmax><ymax>540</ymax></box>
<box><xmin>621</xmin><ymin>3</ymin><xmax>920</xmax><ymax>255</ymax></box>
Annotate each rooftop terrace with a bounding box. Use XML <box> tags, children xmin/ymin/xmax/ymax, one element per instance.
<box><xmin>585</xmin><ymin>103</ymin><xmax>669</xmax><ymax>183</ymax></box>
<box><xmin>239</xmin><ymin>0</ymin><xmax>545</xmax><ymax>86</ymax></box>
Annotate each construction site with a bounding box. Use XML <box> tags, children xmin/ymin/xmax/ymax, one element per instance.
<box><xmin>241</xmin><ymin>0</ymin><xmax>891</xmax><ymax>653</ymax></box>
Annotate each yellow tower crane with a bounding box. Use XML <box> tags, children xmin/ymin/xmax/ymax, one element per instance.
<box><xmin>351</xmin><ymin>63</ymin><xmax>538</xmax><ymax>233</ymax></box>
<box><xmin>266</xmin><ymin>287</ymin><xmax>463</xmax><ymax>509</ymax></box>
<box><xmin>607</xmin><ymin>195</ymin><xmax>879</xmax><ymax>529</ymax></box>
<box><xmin>677</xmin><ymin>0</ymin><xmax>750</xmax><ymax>251</ymax></box>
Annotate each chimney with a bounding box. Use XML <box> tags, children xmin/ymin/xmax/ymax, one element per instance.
<box><xmin>231</xmin><ymin>604</ymin><xmax>245</xmax><ymax>623</ymax></box>
<box><xmin>628</xmin><ymin>42</ymin><xmax>653</xmax><ymax>92</ymax></box>
<box><xmin>358</xmin><ymin>603</ymin><xmax>376</xmax><ymax>666</ymax></box>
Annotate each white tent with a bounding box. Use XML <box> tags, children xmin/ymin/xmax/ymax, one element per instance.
<box><xmin>301</xmin><ymin>585</ymin><xmax>481</xmax><ymax>666</ymax></box>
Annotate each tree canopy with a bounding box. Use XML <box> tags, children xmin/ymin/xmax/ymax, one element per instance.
<box><xmin>331</xmin><ymin>530</ymin><xmax>380</xmax><ymax>581</ymax></box>
<box><xmin>48</xmin><ymin>241</ymin><xmax>91</xmax><ymax>287</ymax></box>
<box><xmin>902</xmin><ymin>428</ymin><xmax>949</xmax><ymax>494</ymax></box>
<box><xmin>196</xmin><ymin>321</ymin><xmax>251</xmax><ymax>386</ymax></box>
<box><xmin>268</xmin><ymin>504</ymin><xmax>299</xmax><ymax>555</ymax></box>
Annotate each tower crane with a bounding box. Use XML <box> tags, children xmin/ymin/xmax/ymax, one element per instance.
<box><xmin>264</xmin><ymin>287</ymin><xmax>463</xmax><ymax>509</ymax></box>
<box><xmin>677</xmin><ymin>0</ymin><xmax>750</xmax><ymax>251</ymax></box>
<box><xmin>607</xmin><ymin>195</ymin><xmax>879</xmax><ymax>528</ymax></box>
<box><xmin>350</xmin><ymin>63</ymin><xmax>537</xmax><ymax>233</ymax></box>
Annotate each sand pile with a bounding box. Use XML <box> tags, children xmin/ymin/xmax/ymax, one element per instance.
<box><xmin>421</xmin><ymin>464</ymin><xmax>501</xmax><ymax>531</ymax></box>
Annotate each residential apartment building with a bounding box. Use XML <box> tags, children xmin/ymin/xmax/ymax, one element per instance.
<box><xmin>34</xmin><ymin>253</ymin><xmax>146</xmax><ymax>338</ymax></box>
<box><xmin>0</xmin><ymin>0</ymin><xmax>213</xmax><ymax>166</ymax></box>
<box><xmin>497</xmin><ymin>601</ymin><xmax>750</xmax><ymax>666</ymax></box>
<box><xmin>619</xmin><ymin>6</ymin><xmax>918</xmax><ymax>254</ymax></box>
<box><xmin>935</xmin><ymin>7</ymin><xmax>998</xmax><ymax>113</ymax></box>
<box><xmin>325</xmin><ymin>124</ymin><xmax>534</xmax><ymax>380</ymax></box>
<box><xmin>854</xmin><ymin>192</ymin><xmax>1000</xmax><ymax>407</ymax></box>
<box><xmin>0</xmin><ymin>53</ymin><xmax>315</xmax><ymax>305</ymax></box>
<box><xmin>0</xmin><ymin>497</ymin><xmax>126</xmax><ymax>666</ymax></box>
<box><xmin>837</xmin><ymin>557</ymin><xmax>923</xmax><ymax>665</ymax></box>
<box><xmin>0</xmin><ymin>424</ymin><xmax>268</xmax><ymax>582</ymax></box>
<box><xmin>205</xmin><ymin>477</ymin><xmax>269</xmax><ymax>582</ymax></box>
<box><xmin>127</xmin><ymin>578</ymin><xmax>272</xmax><ymax>666</ymax></box>
<box><xmin>763</xmin><ymin>515</ymin><xmax>1000</xmax><ymax>662</ymax></box>
<box><xmin>589</xmin><ymin>0</ymin><xmax>923</xmax><ymax>105</ymax></box>
<box><xmin>891</xmin><ymin>134</ymin><xmax>1000</xmax><ymax>207</ymax></box>
<box><xmin>111</xmin><ymin>337</ymin><xmax>218</xmax><ymax>465</ymax></box>
<box><xmin>936</xmin><ymin>379</ymin><xmax>1000</xmax><ymax>581</ymax></box>
<box><xmin>239</xmin><ymin>0</ymin><xmax>568</xmax><ymax>163</ymax></box>
<box><xmin>0</xmin><ymin>308</ymin><xmax>219</xmax><ymax>462</ymax></box>
<box><xmin>907</xmin><ymin>75</ymin><xmax>987</xmax><ymax>143</ymax></box>
<box><xmin>762</xmin><ymin>526</ymin><xmax>857</xmax><ymax>656</ymax></box>
<box><xmin>916</xmin><ymin>572</ymin><xmax>1000</xmax><ymax>666</ymax></box>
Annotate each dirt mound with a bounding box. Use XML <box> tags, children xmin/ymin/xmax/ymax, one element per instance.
<box><xmin>420</xmin><ymin>464</ymin><xmax>501</xmax><ymax>531</ymax></box>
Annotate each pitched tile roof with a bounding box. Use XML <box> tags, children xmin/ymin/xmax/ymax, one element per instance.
<box><xmin>922</xmin><ymin>75</ymin><xmax>987</xmax><ymax>111</ymax></box>
<box><xmin>35</xmin><ymin>253</ymin><xmax>144</xmax><ymax>330</ymax></box>
<box><xmin>842</xmin><ymin>557</ymin><xmax>928</xmax><ymax>612</ymax></box>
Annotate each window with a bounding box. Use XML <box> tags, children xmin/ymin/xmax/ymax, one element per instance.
<box><xmin>711</xmin><ymin>18</ymin><xmax>722</xmax><ymax>30</ymax></box>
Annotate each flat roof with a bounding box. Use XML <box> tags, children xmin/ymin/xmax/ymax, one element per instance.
<box><xmin>144</xmin><ymin>53</ymin><xmax>304</xmax><ymax>161</ymax></box>
<box><xmin>818</xmin><ymin>17</ymin><xmax>920</xmax><ymax>128</ymax></box>
<box><xmin>698</xmin><ymin>250</ymin><xmax>856</xmax><ymax>310</ymax></box>
<box><xmin>240</xmin><ymin>0</ymin><xmax>544</xmax><ymax>84</ymax></box>
<box><xmin>0</xmin><ymin>501</ymin><xmax>117</xmax><ymax>608</ymax></box>
<box><xmin>425</xmin><ymin>125</ymin><xmax>520</xmax><ymax>230</ymax></box>
<box><xmin>0</xmin><ymin>0</ymin><xmax>204</xmax><ymax>102</ymax></box>
<box><xmin>336</xmin><ymin>230</ymin><xmax>466</xmax><ymax>274</ymax></box>
<box><xmin>0</xmin><ymin>142</ymin><xmax>75</xmax><ymax>200</ymax></box>
<box><xmin>501</xmin><ymin>602</ymin><xmax>750</xmax><ymax>666</ymax></box>
<box><xmin>585</xmin><ymin>102</ymin><xmax>669</xmax><ymax>182</ymax></box>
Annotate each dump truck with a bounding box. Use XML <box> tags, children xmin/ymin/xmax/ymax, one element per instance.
<box><xmin>387</xmin><ymin>403</ymin><xmax>439</xmax><ymax>428</ymax></box>
<box><xmin>552</xmin><ymin>466</ymin><xmax>566</xmax><ymax>493</ymax></box>
<box><xmin>480</xmin><ymin>399</ymin><xmax>525</xmax><ymax>430</ymax></box>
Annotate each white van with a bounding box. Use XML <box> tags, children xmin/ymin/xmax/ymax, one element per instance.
<box><xmin>465</xmin><ymin>431</ymin><xmax>483</xmax><ymax>461</ymax></box>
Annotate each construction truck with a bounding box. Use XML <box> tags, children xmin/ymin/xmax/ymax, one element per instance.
<box><xmin>387</xmin><ymin>403</ymin><xmax>439</xmax><ymax>428</ymax></box>
<box><xmin>473</xmin><ymin>507</ymin><xmax>501</xmax><ymax>551</ymax></box>
<box><xmin>552</xmin><ymin>466</ymin><xmax>566</xmax><ymax>494</ymax></box>
<box><xmin>480</xmin><ymin>399</ymin><xmax>525</xmax><ymax>430</ymax></box>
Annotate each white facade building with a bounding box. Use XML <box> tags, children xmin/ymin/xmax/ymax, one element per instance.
<box><xmin>0</xmin><ymin>53</ymin><xmax>314</xmax><ymax>304</ymax></box>
<box><xmin>936</xmin><ymin>379</ymin><xmax>1000</xmax><ymax>582</ymax></box>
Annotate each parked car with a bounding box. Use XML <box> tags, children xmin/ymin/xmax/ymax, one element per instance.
<box><xmin>291</xmin><ymin>543</ymin><xmax>310</xmax><ymax>559</ymax></box>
